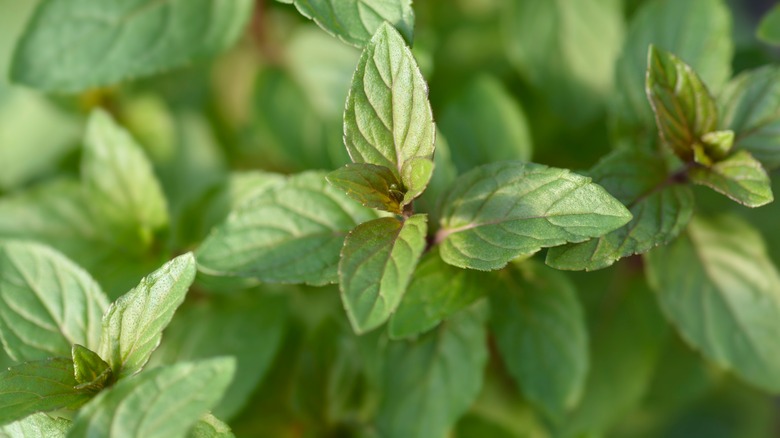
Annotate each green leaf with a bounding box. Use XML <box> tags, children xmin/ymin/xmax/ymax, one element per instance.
<box><xmin>71</xmin><ymin>345</ymin><xmax>111</xmax><ymax>392</ymax></box>
<box><xmin>0</xmin><ymin>413</ymin><xmax>70</xmax><ymax>438</ymax></box>
<box><xmin>149</xmin><ymin>292</ymin><xmax>287</xmax><ymax>420</ymax></box>
<box><xmin>189</xmin><ymin>414</ymin><xmax>234</xmax><ymax>438</ymax></box>
<box><xmin>82</xmin><ymin>109</ymin><xmax>169</xmax><ymax>250</ymax></box>
<box><xmin>343</xmin><ymin>22</ymin><xmax>435</xmax><ymax>178</ymax></box>
<box><xmin>689</xmin><ymin>150</ymin><xmax>773</xmax><ymax>208</ymax></box>
<box><xmin>10</xmin><ymin>0</ymin><xmax>254</xmax><ymax>92</ymax></box>
<box><xmin>389</xmin><ymin>248</ymin><xmax>494</xmax><ymax>339</ymax></box>
<box><xmin>0</xmin><ymin>241</ymin><xmax>108</xmax><ymax>362</ymax></box>
<box><xmin>701</xmin><ymin>130</ymin><xmax>734</xmax><ymax>159</ymax></box>
<box><xmin>645</xmin><ymin>215</ymin><xmax>780</xmax><ymax>392</ymax></box>
<box><xmin>439</xmin><ymin>75</ymin><xmax>532</xmax><ymax>173</ymax></box>
<box><xmin>436</xmin><ymin>162</ymin><xmax>632</xmax><ymax>271</ymax></box>
<box><xmin>546</xmin><ymin>148</ymin><xmax>694</xmax><ymax>271</ymax></box>
<box><xmin>0</xmin><ymin>358</ymin><xmax>92</xmax><ymax>426</ymax></box>
<box><xmin>196</xmin><ymin>172</ymin><xmax>377</xmax><ymax>285</ymax></box>
<box><xmin>719</xmin><ymin>65</ymin><xmax>780</xmax><ymax>170</ymax></box>
<box><xmin>400</xmin><ymin>157</ymin><xmax>434</xmax><ymax>207</ymax></box>
<box><xmin>757</xmin><ymin>4</ymin><xmax>780</xmax><ymax>46</ymax></box>
<box><xmin>289</xmin><ymin>0</ymin><xmax>414</xmax><ymax>48</ymax></box>
<box><xmin>67</xmin><ymin>358</ymin><xmax>236</xmax><ymax>438</ymax></box>
<box><xmin>645</xmin><ymin>45</ymin><xmax>718</xmax><ymax>161</ymax></box>
<box><xmin>98</xmin><ymin>253</ymin><xmax>196</xmax><ymax>379</ymax></box>
<box><xmin>612</xmin><ymin>0</ymin><xmax>732</xmax><ymax>142</ymax></box>
<box><xmin>377</xmin><ymin>304</ymin><xmax>488</xmax><ymax>438</ymax></box>
<box><xmin>491</xmin><ymin>262</ymin><xmax>588</xmax><ymax>419</ymax></box>
<box><xmin>327</xmin><ymin>163</ymin><xmax>404</xmax><ymax>214</ymax></box>
<box><xmin>339</xmin><ymin>215</ymin><xmax>427</xmax><ymax>334</ymax></box>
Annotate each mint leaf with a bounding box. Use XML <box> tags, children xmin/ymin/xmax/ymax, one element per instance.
<box><xmin>339</xmin><ymin>215</ymin><xmax>427</xmax><ymax>334</ymax></box>
<box><xmin>757</xmin><ymin>4</ymin><xmax>780</xmax><ymax>46</ymax></box>
<box><xmin>82</xmin><ymin>109</ymin><xmax>169</xmax><ymax>250</ymax></box>
<box><xmin>327</xmin><ymin>163</ymin><xmax>404</xmax><ymax>214</ymax></box>
<box><xmin>389</xmin><ymin>248</ymin><xmax>494</xmax><ymax>339</ymax></box>
<box><xmin>67</xmin><ymin>358</ymin><xmax>236</xmax><ymax>438</ymax></box>
<box><xmin>190</xmin><ymin>413</ymin><xmax>234</xmax><ymax>438</ymax></box>
<box><xmin>288</xmin><ymin>1</ymin><xmax>414</xmax><ymax>47</ymax></box>
<box><xmin>196</xmin><ymin>172</ymin><xmax>377</xmax><ymax>285</ymax></box>
<box><xmin>344</xmin><ymin>22</ymin><xmax>435</xmax><ymax>179</ymax></box>
<box><xmin>377</xmin><ymin>304</ymin><xmax>487</xmax><ymax>438</ymax></box>
<box><xmin>400</xmin><ymin>157</ymin><xmax>434</xmax><ymax>207</ymax></box>
<box><xmin>645</xmin><ymin>216</ymin><xmax>780</xmax><ymax>392</ymax></box>
<box><xmin>546</xmin><ymin>148</ymin><xmax>694</xmax><ymax>271</ymax></box>
<box><xmin>689</xmin><ymin>150</ymin><xmax>773</xmax><ymax>207</ymax></box>
<box><xmin>612</xmin><ymin>0</ymin><xmax>732</xmax><ymax>141</ymax></box>
<box><xmin>436</xmin><ymin>162</ymin><xmax>632</xmax><ymax>271</ymax></box>
<box><xmin>645</xmin><ymin>45</ymin><xmax>718</xmax><ymax>161</ymax></box>
<box><xmin>10</xmin><ymin>0</ymin><xmax>254</xmax><ymax>92</ymax></box>
<box><xmin>0</xmin><ymin>413</ymin><xmax>70</xmax><ymax>438</ymax></box>
<box><xmin>0</xmin><ymin>241</ymin><xmax>108</xmax><ymax>362</ymax></box>
<box><xmin>439</xmin><ymin>75</ymin><xmax>532</xmax><ymax>173</ymax></box>
<box><xmin>98</xmin><ymin>253</ymin><xmax>196</xmax><ymax>379</ymax></box>
<box><xmin>0</xmin><ymin>358</ymin><xmax>92</xmax><ymax>426</ymax></box>
<box><xmin>719</xmin><ymin>66</ymin><xmax>780</xmax><ymax>170</ymax></box>
<box><xmin>491</xmin><ymin>262</ymin><xmax>588</xmax><ymax>419</ymax></box>
<box><xmin>71</xmin><ymin>345</ymin><xmax>111</xmax><ymax>392</ymax></box>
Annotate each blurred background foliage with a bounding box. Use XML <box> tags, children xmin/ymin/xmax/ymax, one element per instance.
<box><xmin>1</xmin><ymin>0</ymin><xmax>779</xmax><ymax>436</ymax></box>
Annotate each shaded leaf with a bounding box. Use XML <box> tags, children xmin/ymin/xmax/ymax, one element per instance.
<box><xmin>339</xmin><ymin>215</ymin><xmax>427</xmax><ymax>334</ymax></box>
<box><xmin>757</xmin><ymin>4</ymin><xmax>780</xmax><ymax>46</ymax></box>
<box><xmin>689</xmin><ymin>150</ymin><xmax>773</xmax><ymax>207</ymax></box>
<box><xmin>71</xmin><ymin>345</ymin><xmax>111</xmax><ymax>392</ymax></box>
<box><xmin>437</xmin><ymin>162</ymin><xmax>632</xmax><ymax>271</ymax></box>
<box><xmin>327</xmin><ymin>163</ymin><xmax>403</xmax><ymax>214</ymax></box>
<box><xmin>0</xmin><ymin>241</ymin><xmax>108</xmax><ymax>362</ymax></box>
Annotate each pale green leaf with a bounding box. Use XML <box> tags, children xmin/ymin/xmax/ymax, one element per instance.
<box><xmin>389</xmin><ymin>248</ymin><xmax>494</xmax><ymax>339</ymax></box>
<box><xmin>98</xmin><ymin>253</ymin><xmax>196</xmax><ymax>379</ymax></box>
<box><xmin>339</xmin><ymin>215</ymin><xmax>427</xmax><ymax>334</ymax></box>
<box><xmin>645</xmin><ymin>45</ymin><xmax>718</xmax><ymax>161</ymax></box>
<box><xmin>689</xmin><ymin>150</ymin><xmax>773</xmax><ymax>208</ymax></box>
<box><xmin>377</xmin><ymin>304</ymin><xmax>488</xmax><ymax>438</ymax></box>
<box><xmin>189</xmin><ymin>414</ymin><xmax>234</xmax><ymax>438</ymax></box>
<box><xmin>437</xmin><ymin>162</ymin><xmax>632</xmax><ymax>271</ymax></box>
<box><xmin>11</xmin><ymin>0</ymin><xmax>254</xmax><ymax>92</ymax></box>
<box><xmin>67</xmin><ymin>358</ymin><xmax>236</xmax><ymax>438</ymax></box>
<box><xmin>0</xmin><ymin>413</ymin><xmax>70</xmax><ymax>438</ymax></box>
<box><xmin>344</xmin><ymin>22</ymin><xmax>434</xmax><ymax>178</ymax></box>
<box><xmin>196</xmin><ymin>172</ymin><xmax>377</xmax><ymax>285</ymax></box>
<box><xmin>149</xmin><ymin>292</ymin><xmax>287</xmax><ymax>419</ymax></box>
<box><xmin>701</xmin><ymin>130</ymin><xmax>734</xmax><ymax>159</ymax></box>
<box><xmin>491</xmin><ymin>262</ymin><xmax>588</xmax><ymax>419</ymax></box>
<box><xmin>612</xmin><ymin>0</ymin><xmax>732</xmax><ymax>142</ymax></box>
<box><xmin>719</xmin><ymin>65</ymin><xmax>780</xmax><ymax>170</ymax></box>
<box><xmin>757</xmin><ymin>4</ymin><xmax>780</xmax><ymax>46</ymax></box>
<box><xmin>546</xmin><ymin>148</ymin><xmax>693</xmax><ymax>271</ymax></box>
<box><xmin>0</xmin><ymin>241</ymin><xmax>108</xmax><ymax>362</ymax></box>
<box><xmin>71</xmin><ymin>345</ymin><xmax>111</xmax><ymax>392</ymax></box>
<box><xmin>289</xmin><ymin>0</ymin><xmax>414</xmax><ymax>48</ymax></box>
<box><xmin>400</xmin><ymin>157</ymin><xmax>434</xmax><ymax>207</ymax></box>
<box><xmin>327</xmin><ymin>163</ymin><xmax>403</xmax><ymax>214</ymax></box>
<box><xmin>645</xmin><ymin>215</ymin><xmax>780</xmax><ymax>392</ymax></box>
<box><xmin>0</xmin><ymin>358</ymin><xmax>92</xmax><ymax>426</ymax></box>
<box><xmin>82</xmin><ymin>109</ymin><xmax>169</xmax><ymax>250</ymax></box>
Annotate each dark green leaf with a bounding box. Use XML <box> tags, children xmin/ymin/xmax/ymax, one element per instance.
<box><xmin>339</xmin><ymin>215</ymin><xmax>427</xmax><ymax>334</ymax></box>
<box><xmin>196</xmin><ymin>172</ymin><xmax>378</xmax><ymax>285</ymax></box>
<box><xmin>11</xmin><ymin>0</ymin><xmax>254</xmax><ymax>92</ymax></box>
<box><xmin>344</xmin><ymin>22</ymin><xmax>434</xmax><ymax>179</ymax></box>
<box><xmin>0</xmin><ymin>358</ymin><xmax>92</xmax><ymax>426</ymax></box>
<box><xmin>67</xmin><ymin>358</ymin><xmax>236</xmax><ymax>438</ymax></box>
<box><xmin>719</xmin><ymin>65</ymin><xmax>780</xmax><ymax>170</ymax></box>
<box><xmin>0</xmin><ymin>413</ymin><xmax>70</xmax><ymax>438</ymax></box>
<box><xmin>327</xmin><ymin>163</ymin><xmax>403</xmax><ymax>214</ymax></box>
<box><xmin>645</xmin><ymin>215</ymin><xmax>780</xmax><ymax>392</ymax></box>
<box><xmin>289</xmin><ymin>0</ymin><xmax>414</xmax><ymax>48</ymax></box>
<box><xmin>439</xmin><ymin>75</ymin><xmax>532</xmax><ymax>173</ymax></box>
<box><xmin>645</xmin><ymin>45</ymin><xmax>718</xmax><ymax>161</ymax></box>
<box><xmin>689</xmin><ymin>150</ymin><xmax>773</xmax><ymax>208</ymax></box>
<box><xmin>437</xmin><ymin>162</ymin><xmax>632</xmax><ymax>271</ymax></box>
<box><xmin>757</xmin><ymin>4</ymin><xmax>780</xmax><ymax>46</ymax></box>
<box><xmin>491</xmin><ymin>262</ymin><xmax>588</xmax><ymax>419</ymax></box>
<box><xmin>0</xmin><ymin>241</ymin><xmax>108</xmax><ymax>362</ymax></box>
<box><xmin>377</xmin><ymin>304</ymin><xmax>488</xmax><ymax>438</ymax></box>
<box><xmin>71</xmin><ymin>345</ymin><xmax>111</xmax><ymax>392</ymax></box>
<box><xmin>98</xmin><ymin>253</ymin><xmax>196</xmax><ymax>379</ymax></box>
<box><xmin>189</xmin><ymin>414</ymin><xmax>234</xmax><ymax>438</ymax></box>
<box><xmin>546</xmin><ymin>148</ymin><xmax>694</xmax><ymax>271</ymax></box>
<box><xmin>389</xmin><ymin>248</ymin><xmax>494</xmax><ymax>339</ymax></box>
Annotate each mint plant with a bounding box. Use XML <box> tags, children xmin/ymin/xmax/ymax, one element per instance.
<box><xmin>1</xmin><ymin>0</ymin><xmax>780</xmax><ymax>437</ymax></box>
